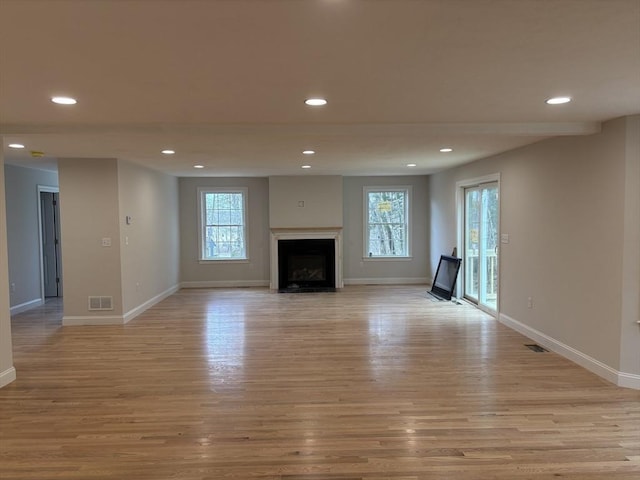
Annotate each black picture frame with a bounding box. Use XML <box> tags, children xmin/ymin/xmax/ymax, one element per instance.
<box><xmin>430</xmin><ymin>255</ymin><xmax>462</xmax><ymax>300</ymax></box>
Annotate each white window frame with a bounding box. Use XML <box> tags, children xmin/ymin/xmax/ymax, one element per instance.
<box><xmin>197</xmin><ymin>187</ymin><xmax>249</xmax><ymax>263</ymax></box>
<box><xmin>363</xmin><ymin>186</ymin><xmax>412</xmax><ymax>260</ymax></box>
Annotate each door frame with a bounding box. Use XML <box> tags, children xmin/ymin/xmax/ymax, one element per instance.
<box><xmin>37</xmin><ymin>184</ymin><xmax>61</xmax><ymax>301</ymax></box>
<box><xmin>455</xmin><ymin>173</ymin><xmax>501</xmax><ymax>316</ymax></box>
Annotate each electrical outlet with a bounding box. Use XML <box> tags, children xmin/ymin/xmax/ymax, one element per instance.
<box><xmin>102</xmin><ymin>237</ymin><xmax>112</xmax><ymax>247</ymax></box>
<box><xmin>527</xmin><ymin>296</ymin><xmax>533</xmax><ymax>309</ymax></box>
<box><xmin>10</xmin><ymin>283</ymin><xmax>16</xmax><ymax>293</ymax></box>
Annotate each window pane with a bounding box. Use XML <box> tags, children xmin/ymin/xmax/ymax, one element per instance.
<box><xmin>230</xmin><ymin>193</ymin><xmax>242</xmax><ymax>209</ymax></box>
<box><xmin>218</xmin><ymin>193</ymin><xmax>230</xmax><ymax>209</ymax></box>
<box><xmin>206</xmin><ymin>208</ymin><xmax>215</xmax><ymax>226</ymax></box>
<box><xmin>366</xmin><ymin>188</ymin><xmax>409</xmax><ymax>257</ymax></box>
<box><xmin>229</xmin><ymin>210</ymin><xmax>242</xmax><ymax>226</ymax></box>
<box><xmin>217</xmin><ymin>209</ymin><xmax>230</xmax><ymax>225</ymax></box>
<box><xmin>201</xmin><ymin>190</ymin><xmax>247</xmax><ymax>260</ymax></box>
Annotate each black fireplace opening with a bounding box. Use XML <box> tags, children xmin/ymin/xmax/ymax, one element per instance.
<box><xmin>278</xmin><ymin>239</ymin><xmax>336</xmax><ymax>293</ymax></box>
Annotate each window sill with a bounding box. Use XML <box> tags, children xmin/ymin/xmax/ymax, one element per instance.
<box><xmin>199</xmin><ymin>259</ymin><xmax>250</xmax><ymax>265</ymax></box>
<box><xmin>362</xmin><ymin>256</ymin><xmax>413</xmax><ymax>262</ymax></box>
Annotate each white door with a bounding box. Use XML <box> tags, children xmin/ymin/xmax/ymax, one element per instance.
<box><xmin>464</xmin><ymin>182</ymin><xmax>499</xmax><ymax>312</ymax></box>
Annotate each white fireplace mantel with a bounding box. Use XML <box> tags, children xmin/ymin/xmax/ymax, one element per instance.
<box><xmin>270</xmin><ymin>227</ymin><xmax>343</xmax><ymax>290</ymax></box>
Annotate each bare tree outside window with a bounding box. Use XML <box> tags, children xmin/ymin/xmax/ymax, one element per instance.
<box><xmin>199</xmin><ymin>188</ymin><xmax>247</xmax><ymax>260</ymax></box>
<box><xmin>365</xmin><ymin>188</ymin><xmax>410</xmax><ymax>257</ymax></box>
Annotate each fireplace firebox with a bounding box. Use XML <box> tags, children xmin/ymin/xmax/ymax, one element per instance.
<box><xmin>278</xmin><ymin>239</ymin><xmax>336</xmax><ymax>292</ymax></box>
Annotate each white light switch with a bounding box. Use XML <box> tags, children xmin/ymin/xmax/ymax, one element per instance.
<box><xmin>102</xmin><ymin>237</ymin><xmax>112</xmax><ymax>247</ymax></box>
<box><xmin>500</xmin><ymin>233</ymin><xmax>510</xmax><ymax>244</ymax></box>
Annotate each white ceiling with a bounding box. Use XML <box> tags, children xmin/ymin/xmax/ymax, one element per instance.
<box><xmin>1</xmin><ymin>0</ymin><xmax>638</xmax><ymax>177</ymax></box>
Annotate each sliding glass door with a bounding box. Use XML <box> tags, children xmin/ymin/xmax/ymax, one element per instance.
<box><xmin>464</xmin><ymin>183</ymin><xmax>499</xmax><ymax>312</ymax></box>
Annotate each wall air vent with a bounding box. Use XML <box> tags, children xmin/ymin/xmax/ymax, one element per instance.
<box><xmin>525</xmin><ymin>344</ymin><xmax>548</xmax><ymax>353</ymax></box>
<box><xmin>88</xmin><ymin>296</ymin><xmax>114</xmax><ymax>311</ymax></box>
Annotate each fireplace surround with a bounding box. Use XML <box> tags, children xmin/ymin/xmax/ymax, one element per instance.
<box><xmin>278</xmin><ymin>239</ymin><xmax>335</xmax><ymax>292</ymax></box>
<box><xmin>270</xmin><ymin>228</ymin><xmax>343</xmax><ymax>292</ymax></box>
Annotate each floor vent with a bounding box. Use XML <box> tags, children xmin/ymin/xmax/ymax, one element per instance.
<box><xmin>525</xmin><ymin>344</ymin><xmax>548</xmax><ymax>352</ymax></box>
<box><xmin>88</xmin><ymin>296</ymin><xmax>114</xmax><ymax>311</ymax></box>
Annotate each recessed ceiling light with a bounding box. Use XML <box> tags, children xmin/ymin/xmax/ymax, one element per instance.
<box><xmin>193</xmin><ymin>165</ymin><xmax>204</xmax><ymax>169</ymax></box>
<box><xmin>301</xmin><ymin>165</ymin><xmax>312</xmax><ymax>169</ymax></box>
<box><xmin>302</xmin><ymin>150</ymin><xmax>315</xmax><ymax>155</ymax></box>
<box><xmin>161</xmin><ymin>149</ymin><xmax>175</xmax><ymax>155</ymax></box>
<box><xmin>439</xmin><ymin>148</ymin><xmax>453</xmax><ymax>153</ymax></box>
<box><xmin>8</xmin><ymin>143</ymin><xmax>25</xmax><ymax>149</ymax></box>
<box><xmin>546</xmin><ymin>96</ymin><xmax>571</xmax><ymax>105</ymax></box>
<box><xmin>407</xmin><ymin>163</ymin><xmax>417</xmax><ymax>167</ymax></box>
<box><xmin>51</xmin><ymin>96</ymin><xmax>77</xmax><ymax>105</ymax></box>
<box><xmin>304</xmin><ymin>98</ymin><xmax>327</xmax><ymax>106</ymax></box>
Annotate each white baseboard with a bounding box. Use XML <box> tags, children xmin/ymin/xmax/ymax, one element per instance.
<box><xmin>618</xmin><ymin>372</ymin><xmax>640</xmax><ymax>389</ymax></box>
<box><xmin>123</xmin><ymin>284</ymin><xmax>180</xmax><ymax>323</ymax></box>
<box><xmin>62</xmin><ymin>315</ymin><xmax>125</xmax><ymax>326</ymax></box>
<box><xmin>10</xmin><ymin>298</ymin><xmax>44</xmax><ymax>316</ymax></box>
<box><xmin>0</xmin><ymin>367</ymin><xmax>17</xmax><ymax>388</ymax></box>
<box><xmin>63</xmin><ymin>284</ymin><xmax>181</xmax><ymax>326</ymax></box>
<box><xmin>499</xmin><ymin>313</ymin><xmax>639</xmax><ymax>390</ymax></box>
<box><xmin>181</xmin><ymin>280</ymin><xmax>270</xmax><ymax>288</ymax></box>
<box><xmin>344</xmin><ymin>277</ymin><xmax>430</xmax><ymax>286</ymax></box>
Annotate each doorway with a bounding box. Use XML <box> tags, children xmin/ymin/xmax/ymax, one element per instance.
<box><xmin>457</xmin><ymin>175</ymin><xmax>500</xmax><ymax>315</ymax></box>
<box><xmin>38</xmin><ymin>187</ymin><xmax>63</xmax><ymax>298</ymax></box>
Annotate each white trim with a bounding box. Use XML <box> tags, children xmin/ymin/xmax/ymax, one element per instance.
<box><xmin>475</xmin><ymin>302</ymin><xmax>498</xmax><ymax>318</ymax></box>
<box><xmin>181</xmin><ymin>280</ymin><xmax>270</xmax><ymax>289</ymax></box>
<box><xmin>363</xmin><ymin>186</ymin><xmax>412</xmax><ymax>259</ymax></box>
<box><xmin>122</xmin><ymin>284</ymin><xmax>180</xmax><ymax>323</ymax></box>
<box><xmin>62</xmin><ymin>315</ymin><xmax>125</xmax><ymax>326</ymax></box>
<box><xmin>362</xmin><ymin>256</ymin><xmax>414</xmax><ymax>262</ymax></box>
<box><xmin>0</xmin><ymin>367</ymin><xmax>17</xmax><ymax>388</ymax></box>
<box><xmin>62</xmin><ymin>285</ymin><xmax>182</xmax><ymax>325</ymax></box>
<box><xmin>0</xmin><ymin>122</ymin><xmax>601</xmax><ymax>137</ymax></box>
<box><xmin>197</xmin><ymin>187</ymin><xmax>249</xmax><ymax>261</ymax></box>
<box><xmin>455</xmin><ymin>174</ymin><xmax>501</xmax><ymax>306</ymax></box>
<box><xmin>618</xmin><ymin>372</ymin><xmax>640</xmax><ymax>390</ymax></box>
<box><xmin>198</xmin><ymin>259</ymin><xmax>250</xmax><ymax>265</ymax></box>
<box><xmin>344</xmin><ymin>277</ymin><xmax>430</xmax><ymax>286</ymax></box>
<box><xmin>499</xmin><ymin>313</ymin><xmax>639</xmax><ymax>390</ymax></box>
<box><xmin>270</xmin><ymin>228</ymin><xmax>343</xmax><ymax>290</ymax></box>
<box><xmin>10</xmin><ymin>298</ymin><xmax>43</xmax><ymax>316</ymax></box>
<box><xmin>455</xmin><ymin>174</ymin><xmax>502</xmax><ymax>190</ymax></box>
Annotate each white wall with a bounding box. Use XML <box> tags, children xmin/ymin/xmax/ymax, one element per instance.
<box><xmin>180</xmin><ymin>175</ymin><xmax>430</xmax><ymax>287</ymax></box>
<box><xmin>117</xmin><ymin>160</ymin><xmax>180</xmax><ymax>317</ymax></box>
<box><xmin>179</xmin><ymin>177</ymin><xmax>270</xmax><ymax>286</ymax></box>
<box><xmin>4</xmin><ymin>165</ymin><xmax>59</xmax><ymax>311</ymax></box>
<box><xmin>0</xmin><ymin>147</ymin><xmax>16</xmax><ymax>387</ymax></box>
<box><xmin>58</xmin><ymin>158</ymin><xmax>124</xmax><ymax>321</ymax></box>
<box><xmin>269</xmin><ymin>176</ymin><xmax>343</xmax><ymax>229</ymax></box>
<box><xmin>58</xmin><ymin>158</ymin><xmax>180</xmax><ymax>324</ymax></box>
<box><xmin>342</xmin><ymin>176</ymin><xmax>430</xmax><ymax>284</ymax></box>
<box><xmin>429</xmin><ymin>115</ymin><xmax>640</xmax><ymax>387</ymax></box>
<box><xmin>619</xmin><ymin>115</ymin><xmax>640</xmax><ymax>381</ymax></box>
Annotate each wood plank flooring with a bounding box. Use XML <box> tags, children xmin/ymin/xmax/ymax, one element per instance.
<box><xmin>1</xmin><ymin>286</ymin><xmax>639</xmax><ymax>479</ymax></box>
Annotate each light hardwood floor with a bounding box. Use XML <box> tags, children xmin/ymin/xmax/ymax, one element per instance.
<box><xmin>1</xmin><ymin>286</ymin><xmax>639</xmax><ymax>479</ymax></box>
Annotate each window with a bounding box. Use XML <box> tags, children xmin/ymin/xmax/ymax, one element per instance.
<box><xmin>198</xmin><ymin>188</ymin><xmax>248</xmax><ymax>261</ymax></box>
<box><xmin>364</xmin><ymin>186</ymin><xmax>411</xmax><ymax>258</ymax></box>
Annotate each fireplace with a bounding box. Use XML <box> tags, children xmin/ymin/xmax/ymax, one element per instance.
<box><xmin>270</xmin><ymin>227</ymin><xmax>343</xmax><ymax>291</ymax></box>
<box><xmin>278</xmin><ymin>239</ymin><xmax>336</xmax><ymax>292</ymax></box>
